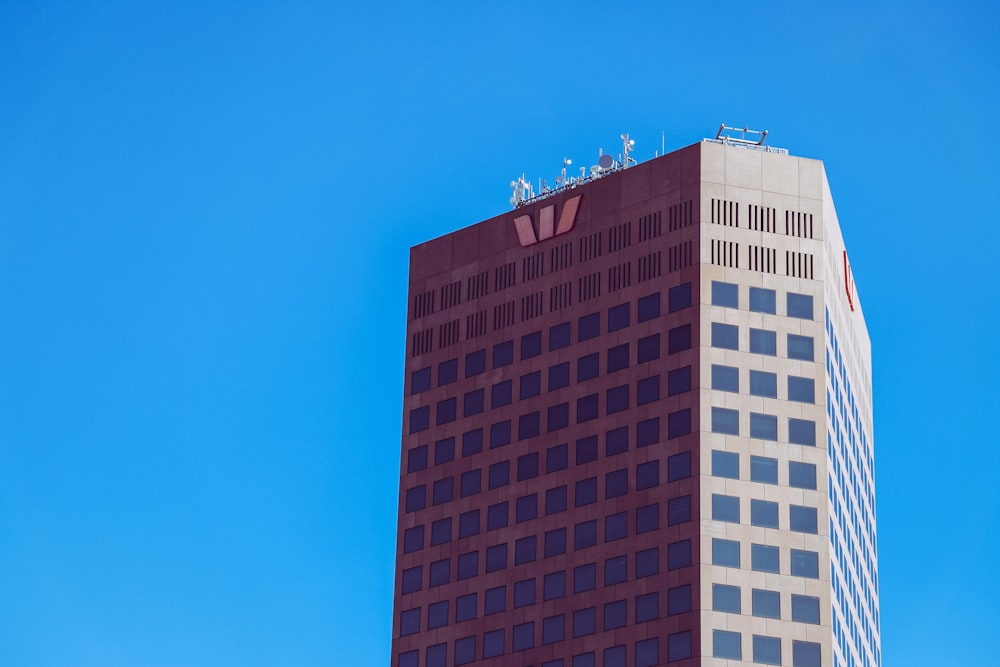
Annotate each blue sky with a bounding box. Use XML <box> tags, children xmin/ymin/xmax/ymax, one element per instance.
<box><xmin>1</xmin><ymin>1</ymin><xmax>997</xmax><ymax>665</ymax></box>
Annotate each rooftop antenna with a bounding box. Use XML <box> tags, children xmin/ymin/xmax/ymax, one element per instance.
<box><xmin>715</xmin><ymin>123</ymin><xmax>768</xmax><ymax>146</ymax></box>
<box><xmin>510</xmin><ymin>174</ymin><xmax>533</xmax><ymax>208</ymax></box>
<box><xmin>662</xmin><ymin>131</ymin><xmax>665</xmax><ymax>156</ymax></box>
<box><xmin>556</xmin><ymin>157</ymin><xmax>572</xmax><ymax>187</ymax></box>
<box><xmin>621</xmin><ymin>133</ymin><xmax>636</xmax><ymax>167</ymax></box>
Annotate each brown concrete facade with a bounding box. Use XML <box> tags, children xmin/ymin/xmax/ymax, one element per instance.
<box><xmin>393</xmin><ymin>143</ymin><xmax>705</xmax><ymax>667</ymax></box>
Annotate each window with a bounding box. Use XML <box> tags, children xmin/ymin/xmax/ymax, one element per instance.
<box><xmin>517</xmin><ymin>453</ymin><xmax>539</xmax><ymax>482</ymax></box>
<box><xmin>606</xmin><ymin>426</ymin><xmax>628</xmax><ymax>456</ymax></box>
<box><xmin>667</xmin><ymin>496</ymin><xmax>690</xmax><ymax>525</ymax></box>
<box><xmin>749</xmin><ymin>327</ymin><xmax>777</xmax><ymax>355</ymax></box>
<box><xmin>463</xmin><ymin>389</ymin><xmax>484</xmax><ymax>417</ymax></box>
<box><xmin>432</xmin><ymin>477</ymin><xmax>453</xmax><ymax>505</ymax></box>
<box><xmin>712</xmin><ymin>494</ymin><xmax>740</xmax><ymax>523</ymax></box>
<box><xmin>750</xmin><ymin>287</ymin><xmax>776</xmax><ymax>313</ymax></box>
<box><xmin>668</xmin><ymin>282</ymin><xmax>691</xmax><ymax>311</ymax></box>
<box><xmin>512</xmin><ymin>623</ymin><xmax>534</xmax><ymax>652</ymax></box>
<box><xmin>483</xmin><ymin>629</ymin><xmax>504</xmax><ymax>658</ymax></box>
<box><xmin>791</xmin><ymin>549</ymin><xmax>819</xmax><ymax>578</ymax></box>
<box><xmin>518</xmin><ymin>412</ymin><xmax>540</xmax><ymax>440</ymax></box>
<box><xmin>667</xmin><ymin>585</ymin><xmax>690</xmax><ymax>615</ymax></box>
<box><xmin>712</xmin><ymin>280</ymin><xmax>738</xmax><ymax>308</ymax></box>
<box><xmin>793</xmin><ymin>641</ymin><xmax>822</xmax><ymax>667</ymax></box>
<box><xmin>490</xmin><ymin>420</ymin><xmax>511</xmax><ymax>449</ymax></box>
<box><xmin>427</xmin><ymin>644</ymin><xmax>447</xmax><ymax>667</ymax></box>
<box><xmin>401</xmin><ymin>566</ymin><xmax>422</xmax><ymax>594</ymax></box>
<box><xmin>576</xmin><ymin>436</ymin><xmax>598</xmax><ymax>464</ymax></box>
<box><xmin>547</xmin><ymin>404</ymin><xmax>569</xmax><ymax>434</ymax></box>
<box><xmin>544</xmin><ymin>528</ymin><xmax>566</xmax><ymax>557</ymax></box>
<box><xmin>789</xmin><ymin>461</ymin><xmax>817</xmax><ymax>489</ymax></box>
<box><xmin>576</xmin><ymin>394</ymin><xmax>598</xmax><ymax>422</ymax></box>
<box><xmin>459</xmin><ymin>509</ymin><xmax>479</xmax><ymax>538</ymax></box>
<box><xmin>456</xmin><ymin>593</ymin><xmax>476</xmax><ymax>622</ymax></box>
<box><xmin>604</xmin><ymin>555</ymin><xmax>627</xmax><ymax>585</ymax></box>
<box><xmin>787</xmin><ymin>292</ymin><xmax>813</xmax><ymax>319</ymax></box>
<box><xmin>573</xmin><ymin>608</ymin><xmax>595</xmax><ymax>637</ymax></box>
<box><xmin>790</xmin><ymin>505</ymin><xmax>818</xmax><ymax>533</ymax></box>
<box><xmin>543</xmin><ymin>571</ymin><xmax>565</xmax><ymax>600</ymax></box>
<box><xmin>431</xmin><ymin>517</ymin><xmax>452</xmax><ymax>545</ymax></box>
<box><xmin>462</xmin><ymin>429</ymin><xmax>482</xmax><ymax>457</ymax></box>
<box><xmin>604</xmin><ymin>599</ymin><xmax>627</xmax><ymax>630</ymax></box>
<box><xmin>637</xmin><ymin>333</ymin><xmax>660</xmax><ymax>362</ymax></box>
<box><xmin>574</xmin><ymin>519</ymin><xmax>596</xmax><ymax>549</ymax></box>
<box><xmin>749</xmin><ymin>370</ymin><xmax>777</xmax><ymax>397</ymax></box>
<box><xmin>546</xmin><ymin>486</ymin><xmax>567</xmax><ymax>514</ymax></box>
<box><xmin>636</xmin><ymin>592</ymin><xmax>658</xmax><ymax>622</ymax></box>
<box><xmin>667</xmin><ymin>451</ymin><xmax>691</xmax><ymax>480</ymax></box>
<box><xmin>752</xmin><ymin>589</ymin><xmax>781</xmax><ymax>619</ymax></box>
<box><xmin>514</xmin><ymin>535</ymin><xmax>536</xmax><ymax>564</ymax></box>
<box><xmin>485</xmin><ymin>545</ymin><xmax>506</xmax><ymax>572</ymax></box>
<box><xmin>713</xmin><ymin>583</ymin><xmax>741</xmax><ymax>613</ymax></box>
<box><xmin>578</xmin><ymin>312</ymin><xmax>600</xmax><ymax>341</ymax></box>
<box><xmin>637</xmin><ymin>503</ymin><xmax>660</xmax><ymax>533</ymax></box>
<box><xmin>460</xmin><ymin>469</ymin><xmax>481</xmax><ymax>497</ymax></box>
<box><xmin>465</xmin><ymin>349</ymin><xmax>486</xmax><ymax>377</ymax></box>
<box><xmin>549</xmin><ymin>362</ymin><xmax>570</xmax><ymax>390</ymax></box>
<box><xmin>490</xmin><ymin>380</ymin><xmax>513</xmax><ymax>408</ymax></box>
<box><xmin>574</xmin><ymin>563</ymin><xmax>596</xmax><ymax>593</ymax></box>
<box><xmin>389</xmin><ymin>532</ymin><xmax>418</xmax><ymax>562</ymax></box>
<box><xmin>546</xmin><ymin>443</ymin><xmax>568</xmax><ymax>472</ymax></box>
<box><xmin>457</xmin><ymin>551</ymin><xmax>477</xmax><ymax>579</ymax></box>
<box><xmin>667</xmin><ymin>631</ymin><xmax>691</xmax><ymax>661</ymax></box>
<box><xmin>636</xmin><ymin>547</ymin><xmax>658</xmax><ymax>578</ymax></box>
<box><xmin>516</xmin><ymin>494</ymin><xmax>537</xmax><ymax>523</ymax></box>
<box><xmin>520</xmin><ymin>371</ymin><xmax>541</xmax><ymax>399</ymax></box>
<box><xmin>485</xmin><ymin>586</ymin><xmax>506</xmax><ymax>614</ymax></box>
<box><xmin>574</xmin><ymin>654</ymin><xmax>595</xmax><ymax>667</ymax></box>
<box><xmin>487</xmin><ymin>502</ymin><xmax>508</xmax><ymax>530</ymax></box>
<box><xmin>637</xmin><ymin>417</ymin><xmax>659</xmax><ymax>447</ymax></box>
<box><xmin>636</xmin><ymin>638</ymin><xmax>659</xmax><ymax>667</ymax></box>
<box><xmin>667</xmin><ymin>408</ymin><xmax>691</xmax><ymax>438</ymax></box>
<box><xmin>712</xmin><ymin>364</ymin><xmax>739</xmax><ymax>392</ymax></box>
<box><xmin>605</xmin><ymin>511</ymin><xmax>627</xmax><ymax>541</ymax></box>
<box><xmin>636</xmin><ymin>460</ymin><xmax>659</xmax><ymax>489</ymax></box>
<box><xmin>405</xmin><ymin>485</ymin><xmax>425</xmax><ymax>513</ymax></box>
<box><xmin>488</xmin><ymin>461</ymin><xmax>509</xmax><ymax>489</ymax></box>
<box><xmin>713</xmin><ymin>538</ymin><xmax>740</xmax><ymax>567</ymax></box>
<box><xmin>400</xmin><ymin>607</ymin><xmax>420</xmax><ymax>636</ymax></box>
<box><xmin>712</xmin><ymin>407</ymin><xmax>739</xmax><ymax>435</ymax></box>
<box><xmin>751</xmin><ymin>499</ymin><xmax>779</xmax><ymax>528</ymax></box>
<box><xmin>638</xmin><ymin>292</ymin><xmax>660</xmax><ymax>322</ymax></box>
<box><xmin>788</xmin><ymin>333</ymin><xmax>814</xmax><ymax>361</ymax></box>
<box><xmin>667</xmin><ymin>539</ymin><xmax>691</xmax><ymax>569</ymax></box>
<box><xmin>549</xmin><ymin>322</ymin><xmax>571</xmax><ymax>350</ymax></box>
<box><xmin>753</xmin><ymin>635</ymin><xmax>781</xmax><ymax>666</ymax></box>
<box><xmin>493</xmin><ymin>340</ymin><xmax>513</xmax><ymax>368</ymax></box>
<box><xmin>788</xmin><ymin>375</ymin><xmax>815</xmax><ymax>403</ymax></box>
<box><xmin>712</xmin><ymin>322</ymin><xmax>739</xmax><ymax>350</ymax></box>
<box><xmin>428</xmin><ymin>600</ymin><xmax>448</xmax><ymax>629</ymax></box>
<box><xmin>667</xmin><ymin>366</ymin><xmax>691</xmax><ymax>395</ymax></box>
<box><xmin>792</xmin><ymin>594</ymin><xmax>821</xmax><ymax>624</ymax></box>
<box><xmin>407</xmin><ymin>446</ymin><xmax>427</xmax><ymax>473</ymax></box>
<box><xmin>409</xmin><ymin>406</ymin><xmax>429</xmax><ymax>433</ymax></box>
<box><xmin>668</xmin><ymin>324</ymin><xmax>691</xmax><ymax>354</ymax></box>
<box><xmin>606</xmin><ymin>469</ymin><xmax>628</xmax><ymax>498</ymax></box>
<box><xmin>575</xmin><ymin>477</ymin><xmax>597</xmax><ymax>506</ymax></box>
<box><xmin>750</xmin><ymin>412</ymin><xmax>778</xmax><ymax>440</ymax></box>
<box><xmin>411</xmin><ymin>367</ymin><xmax>431</xmax><ymax>394</ymax></box>
<box><xmin>543</xmin><ymin>615</ymin><xmax>564</xmax><ymax>644</ymax></box>
<box><xmin>454</xmin><ymin>637</ymin><xmax>476</xmax><ymax>666</ymax></box>
<box><xmin>607</xmin><ymin>343</ymin><xmax>629</xmax><ymax>372</ymax></box>
<box><xmin>751</xmin><ymin>544</ymin><xmax>779</xmax><ymax>573</ymax></box>
<box><xmin>521</xmin><ymin>331</ymin><xmax>542</xmax><ymax>359</ymax></box>
<box><xmin>789</xmin><ymin>418</ymin><xmax>816</xmax><ymax>446</ymax></box>
<box><xmin>751</xmin><ymin>456</ymin><xmax>778</xmax><ymax>484</ymax></box>
<box><xmin>604</xmin><ymin>645</ymin><xmax>626</xmax><ymax>667</ymax></box>
<box><xmin>607</xmin><ymin>384</ymin><xmax>629</xmax><ymax>413</ymax></box>
<box><xmin>438</xmin><ymin>358</ymin><xmax>458</xmax><ymax>386</ymax></box>
<box><xmin>608</xmin><ymin>303</ymin><xmax>630</xmax><ymax>331</ymax></box>
<box><xmin>712</xmin><ymin>450</ymin><xmax>739</xmax><ymax>478</ymax></box>
<box><xmin>713</xmin><ymin>630</ymin><xmax>742</xmax><ymax>660</ymax></box>
<box><xmin>429</xmin><ymin>559</ymin><xmax>450</xmax><ymax>587</ymax></box>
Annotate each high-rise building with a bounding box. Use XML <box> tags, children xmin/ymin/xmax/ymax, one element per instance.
<box><xmin>392</xmin><ymin>131</ymin><xmax>880</xmax><ymax>667</ymax></box>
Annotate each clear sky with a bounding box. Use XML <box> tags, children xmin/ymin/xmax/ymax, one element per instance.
<box><xmin>1</xmin><ymin>1</ymin><xmax>997</xmax><ymax>665</ymax></box>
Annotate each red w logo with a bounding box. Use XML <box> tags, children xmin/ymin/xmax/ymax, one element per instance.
<box><xmin>513</xmin><ymin>195</ymin><xmax>582</xmax><ymax>247</ymax></box>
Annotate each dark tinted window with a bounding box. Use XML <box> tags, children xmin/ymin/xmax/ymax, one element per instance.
<box><xmin>521</xmin><ymin>331</ymin><xmax>542</xmax><ymax>359</ymax></box>
<box><xmin>712</xmin><ymin>450</ymin><xmax>739</xmax><ymax>478</ymax></box>
<box><xmin>606</xmin><ymin>426</ymin><xmax>628</xmax><ymax>456</ymax></box>
<box><xmin>668</xmin><ymin>324</ymin><xmax>692</xmax><ymax>354</ymax></box>
<box><xmin>712</xmin><ymin>494</ymin><xmax>740</xmax><ymax>523</ymax></box>
<box><xmin>575</xmin><ymin>477</ymin><xmax>597</xmax><ymax>506</ymax></box>
<box><xmin>667</xmin><ymin>585</ymin><xmax>691</xmax><ymax>615</ymax></box>
<box><xmin>606</xmin><ymin>469</ymin><xmax>628</xmax><ymax>498</ymax></box>
<box><xmin>548</xmin><ymin>362</ymin><xmax>570</xmax><ymax>390</ymax></box>
<box><xmin>574</xmin><ymin>519</ymin><xmax>596</xmax><ymax>549</ymax></box>
<box><xmin>493</xmin><ymin>341</ymin><xmax>513</xmax><ymax>368</ymax></box>
<box><xmin>604</xmin><ymin>511</ymin><xmax>627</xmax><ymax>541</ymax></box>
<box><xmin>409</xmin><ymin>406</ymin><xmax>429</xmax><ymax>433</ymax></box>
<box><xmin>434</xmin><ymin>437</ymin><xmax>454</xmax><ymax>465</ymax></box>
<box><xmin>637</xmin><ymin>333</ymin><xmax>660</xmax><ymax>362</ymax></box>
<box><xmin>573</xmin><ymin>564</ymin><xmax>596</xmax><ymax>593</ymax></box>
<box><xmin>456</xmin><ymin>593</ymin><xmax>476</xmax><ymax>622</ymax></box>
<box><xmin>787</xmin><ymin>292</ymin><xmax>813</xmax><ymax>319</ymax></box>
<box><xmin>488</xmin><ymin>461</ymin><xmax>509</xmax><ymax>489</ymax></box>
<box><xmin>516</xmin><ymin>494</ymin><xmax>537</xmax><ymax>523</ymax></box>
<box><xmin>749</xmin><ymin>287</ymin><xmax>776</xmax><ymax>313</ymax></box>
<box><xmin>713</xmin><ymin>584</ymin><xmax>741</xmax><ymax>613</ymax></box>
<box><xmin>751</xmin><ymin>456</ymin><xmax>779</xmax><ymax>484</ymax></box>
<box><xmin>712</xmin><ymin>538</ymin><xmax>740</xmax><ymax>567</ymax></box>
<box><xmin>518</xmin><ymin>411</ymin><xmax>540</xmax><ymax>440</ymax></box>
<box><xmin>460</xmin><ymin>469</ymin><xmax>480</xmax><ymax>497</ymax></box>
<box><xmin>517</xmin><ymin>453</ymin><xmax>539</xmax><ymax>481</ymax></box>
<box><xmin>401</xmin><ymin>566</ymin><xmax>422</xmax><ymax>593</ymax></box>
<box><xmin>667</xmin><ymin>408</ymin><xmax>691</xmax><ymax>438</ymax></box>
<box><xmin>637</xmin><ymin>417</ymin><xmax>659</xmax><ymax>447</ymax></box>
<box><xmin>750</xmin><ymin>412</ymin><xmax>778</xmax><ymax>440</ymax></box>
<box><xmin>712</xmin><ymin>280</ymin><xmax>738</xmax><ymax>308</ymax></box>
<box><xmin>411</xmin><ymin>367</ymin><xmax>431</xmax><ymax>394</ymax></box>
<box><xmin>637</xmin><ymin>503</ymin><xmax>659</xmax><ymax>533</ymax></box>
<box><xmin>752</xmin><ymin>544</ymin><xmax>779</xmax><ymax>573</ymax></box>
<box><xmin>485</xmin><ymin>586</ymin><xmax>506</xmax><ymax>614</ymax></box>
<box><xmin>463</xmin><ymin>389</ymin><xmax>484</xmax><ymax>416</ymax></box>
<box><xmin>667</xmin><ymin>451</ymin><xmax>691</xmax><ymax>480</ymax></box>
<box><xmin>543</xmin><ymin>572</ymin><xmax>565</xmax><ymax>600</ymax></box>
<box><xmin>438</xmin><ymin>358</ymin><xmax>458</xmax><ymax>386</ymax></box>
<box><xmin>608</xmin><ymin>303</ymin><xmax>630</xmax><ymax>332</ymax></box>
<box><xmin>604</xmin><ymin>555</ymin><xmax>627</xmax><ymax>585</ymax></box>
<box><xmin>668</xmin><ymin>366</ymin><xmax>691</xmax><ymax>395</ymax></box>
<box><xmin>544</xmin><ymin>528</ymin><xmax>566</xmax><ymax>557</ymax></box>
<box><xmin>578</xmin><ymin>312</ymin><xmax>600</xmax><ymax>341</ymax></box>
<box><xmin>788</xmin><ymin>376</ymin><xmax>815</xmax><ymax>403</ymax></box>
<box><xmin>790</xmin><ymin>505</ymin><xmax>818</xmax><ymax>533</ymax></box>
<box><xmin>712</xmin><ymin>322</ymin><xmax>738</xmax><ymax>350</ymax></box>
<box><xmin>546</xmin><ymin>443</ymin><xmax>568</xmax><ymax>472</ymax></box>
<box><xmin>432</xmin><ymin>477</ymin><xmax>453</xmax><ymax>504</ymax></box>
<box><xmin>749</xmin><ymin>328</ymin><xmax>776</xmax><ymax>355</ymax></box>
<box><xmin>789</xmin><ymin>461</ymin><xmax>817</xmax><ymax>489</ymax></box>
<box><xmin>789</xmin><ymin>418</ymin><xmax>816</xmax><ymax>446</ymax></box>
<box><xmin>607</xmin><ymin>343</ymin><xmax>629</xmax><ymax>372</ymax></box>
<box><xmin>792</xmin><ymin>594</ymin><xmax>821</xmax><ymax>624</ymax></box>
<box><xmin>549</xmin><ymin>322</ymin><xmax>571</xmax><ymax>351</ymax></box>
<box><xmin>429</xmin><ymin>559</ymin><xmax>450</xmax><ymax>587</ymax></box>
<box><xmin>543</xmin><ymin>615</ymin><xmax>564</xmax><ymax>643</ymax></box>
<box><xmin>751</xmin><ymin>500</ymin><xmax>779</xmax><ymax>528</ymax></box>
<box><xmin>487</xmin><ymin>502</ymin><xmax>508</xmax><ymax>530</ymax></box>
<box><xmin>576</xmin><ymin>435</ymin><xmax>598</xmax><ymax>464</ymax></box>
<box><xmin>576</xmin><ymin>394</ymin><xmax>598</xmax><ymax>422</ymax></box>
<box><xmin>636</xmin><ymin>547</ymin><xmax>658</xmax><ymax>577</ymax></box>
<box><xmin>520</xmin><ymin>371</ymin><xmax>541</xmax><ymax>399</ymax></box>
<box><xmin>749</xmin><ymin>370</ymin><xmax>777</xmax><ymax>397</ymax></box>
<box><xmin>456</xmin><ymin>551</ymin><xmax>477</xmax><ymax>579</ymax></box>
<box><xmin>545</xmin><ymin>485</ymin><xmax>567</xmax><ymax>514</ymax></box>
<box><xmin>462</xmin><ymin>429</ymin><xmax>482</xmax><ymax>457</ymax></box>
<box><xmin>607</xmin><ymin>384</ymin><xmax>629</xmax><ymax>413</ymax></box>
<box><xmin>604</xmin><ymin>599</ymin><xmax>626</xmax><ymax>630</ymax></box>
<box><xmin>638</xmin><ymin>292</ymin><xmax>660</xmax><ymax>322</ymax></box>
<box><xmin>791</xmin><ymin>549</ymin><xmax>819</xmax><ymax>578</ymax></box>
<box><xmin>407</xmin><ymin>445</ymin><xmax>428</xmax><ymax>472</ymax></box>
<box><xmin>788</xmin><ymin>334</ymin><xmax>815</xmax><ymax>361</ymax></box>
<box><xmin>712</xmin><ymin>407</ymin><xmax>739</xmax><ymax>435</ymax></box>
<box><xmin>636</xmin><ymin>376</ymin><xmax>659</xmax><ymax>405</ymax></box>
<box><xmin>667</xmin><ymin>496</ymin><xmax>690</xmax><ymax>526</ymax></box>
<box><xmin>465</xmin><ymin>349</ymin><xmax>485</xmax><ymax>377</ymax></box>
<box><xmin>577</xmin><ymin>353</ymin><xmax>599</xmax><ymax>381</ymax></box>
<box><xmin>459</xmin><ymin>510</ymin><xmax>479</xmax><ymax>538</ymax></box>
<box><xmin>667</xmin><ymin>539</ymin><xmax>691</xmax><ymax>569</ymax></box>
<box><xmin>668</xmin><ymin>282</ymin><xmax>691</xmax><ymax>311</ymax></box>
<box><xmin>514</xmin><ymin>535</ymin><xmax>536</xmax><ymax>564</ymax></box>
<box><xmin>491</xmin><ymin>380</ymin><xmax>512</xmax><ymax>408</ymax></box>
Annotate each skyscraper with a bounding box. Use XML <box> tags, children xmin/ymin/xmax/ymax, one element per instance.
<box><xmin>392</xmin><ymin>131</ymin><xmax>880</xmax><ymax>667</ymax></box>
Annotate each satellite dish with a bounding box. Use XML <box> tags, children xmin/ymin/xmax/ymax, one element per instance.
<box><xmin>556</xmin><ymin>175</ymin><xmax>565</xmax><ymax>185</ymax></box>
<box><xmin>598</xmin><ymin>154</ymin><xmax>614</xmax><ymax>169</ymax></box>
